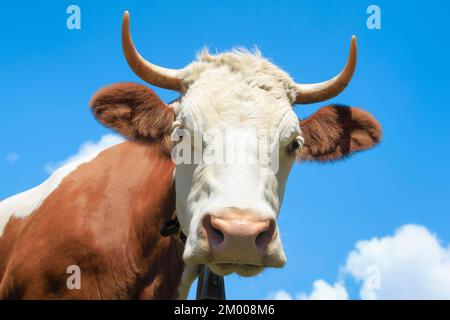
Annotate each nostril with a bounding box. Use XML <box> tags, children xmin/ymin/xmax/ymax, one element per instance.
<box><xmin>210</xmin><ymin>223</ymin><xmax>225</xmax><ymax>241</ymax></box>
<box><xmin>202</xmin><ymin>215</ymin><xmax>225</xmax><ymax>247</ymax></box>
<box><xmin>255</xmin><ymin>220</ymin><xmax>275</xmax><ymax>249</ymax></box>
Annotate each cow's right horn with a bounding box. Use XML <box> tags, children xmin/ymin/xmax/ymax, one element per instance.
<box><xmin>122</xmin><ymin>11</ymin><xmax>182</xmax><ymax>91</ymax></box>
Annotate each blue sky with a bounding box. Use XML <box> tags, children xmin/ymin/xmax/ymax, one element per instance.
<box><xmin>1</xmin><ymin>1</ymin><xmax>450</xmax><ymax>299</ymax></box>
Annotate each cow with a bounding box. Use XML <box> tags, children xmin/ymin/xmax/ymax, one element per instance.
<box><xmin>0</xmin><ymin>11</ymin><xmax>381</xmax><ymax>299</ymax></box>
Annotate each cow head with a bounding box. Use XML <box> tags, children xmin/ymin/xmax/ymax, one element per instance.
<box><xmin>90</xmin><ymin>12</ymin><xmax>381</xmax><ymax>277</ymax></box>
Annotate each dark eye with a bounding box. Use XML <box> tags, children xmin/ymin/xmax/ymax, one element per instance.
<box><xmin>286</xmin><ymin>139</ymin><xmax>302</xmax><ymax>154</ymax></box>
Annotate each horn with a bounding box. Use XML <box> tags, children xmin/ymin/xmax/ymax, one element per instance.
<box><xmin>122</xmin><ymin>11</ymin><xmax>182</xmax><ymax>90</ymax></box>
<box><xmin>295</xmin><ymin>36</ymin><xmax>357</xmax><ymax>104</ymax></box>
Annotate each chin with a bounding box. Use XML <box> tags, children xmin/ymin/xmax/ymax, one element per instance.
<box><xmin>208</xmin><ymin>263</ymin><xmax>265</xmax><ymax>277</ymax></box>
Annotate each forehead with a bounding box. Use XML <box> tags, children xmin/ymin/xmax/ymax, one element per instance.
<box><xmin>178</xmin><ymin>49</ymin><xmax>298</xmax><ymax>133</ymax></box>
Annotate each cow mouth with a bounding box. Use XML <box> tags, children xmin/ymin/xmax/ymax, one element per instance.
<box><xmin>208</xmin><ymin>262</ymin><xmax>264</xmax><ymax>277</ymax></box>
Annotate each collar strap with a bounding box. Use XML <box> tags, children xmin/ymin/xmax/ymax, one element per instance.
<box><xmin>160</xmin><ymin>215</ymin><xmax>187</xmax><ymax>244</ymax></box>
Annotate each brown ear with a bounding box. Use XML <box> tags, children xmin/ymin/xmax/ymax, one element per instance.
<box><xmin>90</xmin><ymin>83</ymin><xmax>174</xmax><ymax>142</ymax></box>
<box><xmin>298</xmin><ymin>105</ymin><xmax>382</xmax><ymax>162</ymax></box>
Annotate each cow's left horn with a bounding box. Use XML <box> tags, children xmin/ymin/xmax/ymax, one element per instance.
<box><xmin>295</xmin><ymin>36</ymin><xmax>357</xmax><ymax>104</ymax></box>
<box><xmin>122</xmin><ymin>11</ymin><xmax>182</xmax><ymax>91</ymax></box>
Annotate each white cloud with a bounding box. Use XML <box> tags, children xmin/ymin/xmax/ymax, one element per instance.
<box><xmin>267</xmin><ymin>290</ymin><xmax>294</xmax><ymax>300</ymax></box>
<box><xmin>5</xmin><ymin>152</ymin><xmax>19</xmax><ymax>163</ymax></box>
<box><xmin>45</xmin><ymin>134</ymin><xmax>124</xmax><ymax>173</ymax></box>
<box><xmin>344</xmin><ymin>224</ymin><xmax>450</xmax><ymax>300</ymax></box>
<box><xmin>269</xmin><ymin>224</ymin><xmax>450</xmax><ymax>300</ymax></box>
<box><xmin>268</xmin><ymin>280</ymin><xmax>348</xmax><ymax>300</ymax></box>
<box><xmin>297</xmin><ymin>280</ymin><xmax>349</xmax><ymax>300</ymax></box>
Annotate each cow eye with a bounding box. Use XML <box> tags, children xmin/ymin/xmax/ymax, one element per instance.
<box><xmin>286</xmin><ymin>138</ymin><xmax>302</xmax><ymax>154</ymax></box>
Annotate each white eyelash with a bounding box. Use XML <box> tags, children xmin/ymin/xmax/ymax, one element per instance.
<box><xmin>171</xmin><ymin>120</ymin><xmax>183</xmax><ymax>131</ymax></box>
<box><xmin>296</xmin><ymin>135</ymin><xmax>305</xmax><ymax>148</ymax></box>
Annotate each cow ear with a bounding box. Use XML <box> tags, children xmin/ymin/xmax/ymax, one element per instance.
<box><xmin>90</xmin><ymin>83</ymin><xmax>174</xmax><ymax>142</ymax></box>
<box><xmin>298</xmin><ymin>105</ymin><xmax>382</xmax><ymax>162</ymax></box>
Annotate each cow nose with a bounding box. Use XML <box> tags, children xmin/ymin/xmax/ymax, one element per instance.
<box><xmin>202</xmin><ymin>210</ymin><xmax>275</xmax><ymax>260</ymax></box>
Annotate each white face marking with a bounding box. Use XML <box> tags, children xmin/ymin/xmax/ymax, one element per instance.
<box><xmin>0</xmin><ymin>146</ymin><xmax>118</xmax><ymax>237</ymax></box>
<box><xmin>172</xmin><ymin>50</ymin><xmax>303</xmax><ymax>270</ymax></box>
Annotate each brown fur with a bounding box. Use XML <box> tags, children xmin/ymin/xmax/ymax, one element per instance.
<box><xmin>299</xmin><ymin>105</ymin><xmax>382</xmax><ymax>161</ymax></box>
<box><xmin>0</xmin><ymin>141</ymin><xmax>183</xmax><ymax>300</ymax></box>
<box><xmin>90</xmin><ymin>83</ymin><xmax>174</xmax><ymax>142</ymax></box>
<box><xmin>0</xmin><ymin>217</ymin><xmax>26</xmax><ymax>286</ymax></box>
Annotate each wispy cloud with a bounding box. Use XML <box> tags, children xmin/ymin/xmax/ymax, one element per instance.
<box><xmin>44</xmin><ymin>134</ymin><xmax>125</xmax><ymax>173</ymax></box>
<box><xmin>267</xmin><ymin>290</ymin><xmax>295</xmax><ymax>300</ymax></box>
<box><xmin>268</xmin><ymin>224</ymin><xmax>450</xmax><ymax>300</ymax></box>
<box><xmin>5</xmin><ymin>152</ymin><xmax>19</xmax><ymax>164</ymax></box>
<box><xmin>297</xmin><ymin>280</ymin><xmax>349</xmax><ymax>300</ymax></box>
<box><xmin>268</xmin><ymin>281</ymin><xmax>348</xmax><ymax>300</ymax></box>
